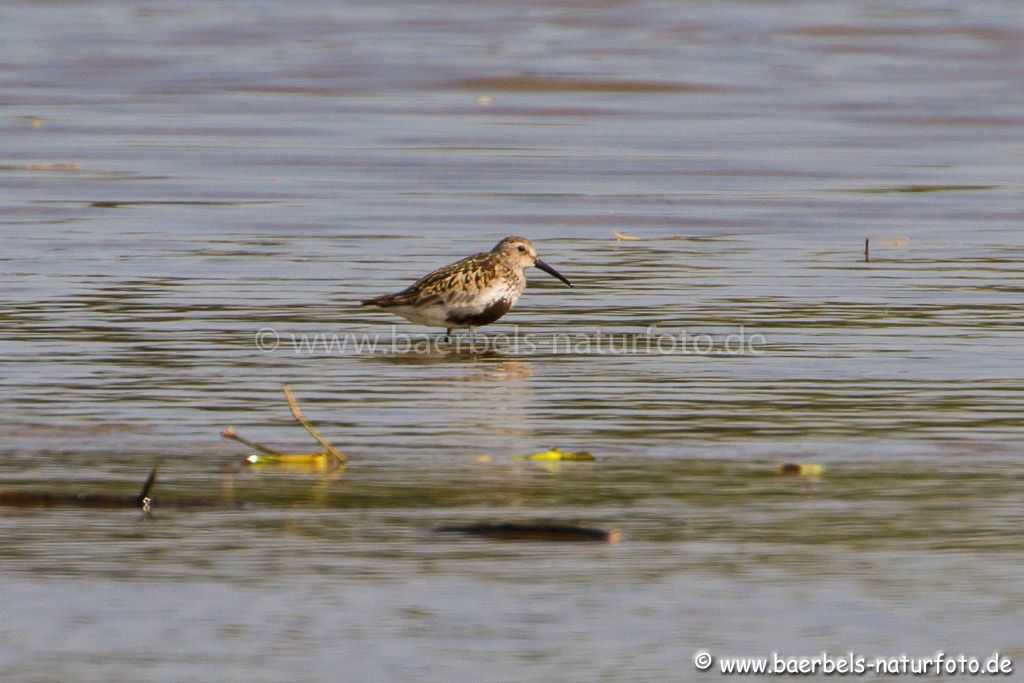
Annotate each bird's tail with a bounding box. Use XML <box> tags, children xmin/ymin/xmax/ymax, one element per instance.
<box><xmin>361</xmin><ymin>294</ymin><xmax>402</xmax><ymax>307</ymax></box>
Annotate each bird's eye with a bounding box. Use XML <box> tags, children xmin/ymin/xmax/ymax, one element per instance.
<box><xmin>517</xmin><ymin>245</ymin><xmax>526</xmax><ymax>253</ymax></box>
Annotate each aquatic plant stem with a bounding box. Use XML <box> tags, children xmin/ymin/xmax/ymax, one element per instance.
<box><xmin>221</xmin><ymin>427</ymin><xmax>284</xmax><ymax>456</ymax></box>
<box><xmin>283</xmin><ymin>385</ymin><xmax>346</xmax><ymax>464</ymax></box>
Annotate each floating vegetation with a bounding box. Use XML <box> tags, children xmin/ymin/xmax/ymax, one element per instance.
<box><xmin>775</xmin><ymin>463</ymin><xmax>824</xmax><ymax>476</ymax></box>
<box><xmin>221</xmin><ymin>426</ymin><xmax>284</xmax><ymax>456</ymax></box>
<box><xmin>614</xmin><ymin>230</ymin><xmax>686</xmax><ymax>242</ymax></box>
<box><xmin>847</xmin><ymin>184</ymin><xmax>995</xmax><ymax>194</ymax></box>
<box><xmin>222</xmin><ymin>385</ymin><xmax>345</xmax><ymax>472</ymax></box>
<box><xmin>434</xmin><ymin>522</ymin><xmax>621</xmax><ymax>543</ymax></box>
<box><xmin>513</xmin><ymin>448</ymin><xmax>596</xmax><ymax>462</ymax></box>
<box><xmin>0</xmin><ymin>162</ymin><xmax>81</xmax><ymax>172</ymax></box>
<box><xmin>240</xmin><ymin>452</ymin><xmax>338</xmax><ymax>471</ymax></box>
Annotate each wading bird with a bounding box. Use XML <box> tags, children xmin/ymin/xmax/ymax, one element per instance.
<box><xmin>361</xmin><ymin>236</ymin><xmax>572</xmax><ymax>339</ymax></box>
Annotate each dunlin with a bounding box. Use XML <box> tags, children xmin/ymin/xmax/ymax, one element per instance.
<box><xmin>361</xmin><ymin>236</ymin><xmax>572</xmax><ymax>338</ymax></box>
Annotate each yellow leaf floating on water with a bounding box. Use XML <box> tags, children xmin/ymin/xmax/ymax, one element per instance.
<box><xmin>614</xmin><ymin>231</ymin><xmax>642</xmax><ymax>241</ymax></box>
<box><xmin>775</xmin><ymin>463</ymin><xmax>824</xmax><ymax>476</ymax></box>
<box><xmin>514</xmin><ymin>448</ymin><xmax>596</xmax><ymax>462</ymax></box>
<box><xmin>244</xmin><ymin>452</ymin><xmax>340</xmax><ymax>471</ymax></box>
<box><xmin>474</xmin><ymin>454</ymin><xmax>493</xmax><ymax>463</ymax></box>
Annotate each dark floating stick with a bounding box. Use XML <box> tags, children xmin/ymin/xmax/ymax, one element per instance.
<box><xmin>0</xmin><ymin>489</ymin><xmax>142</xmax><ymax>508</ymax></box>
<box><xmin>865</xmin><ymin>237</ymin><xmax>870</xmax><ymax>263</ymax></box>
<box><xmin>135</xmin><ymin>464</ymin><xmax>158</xmax><ymax>511</ymax></box>
<box><xmin>434</xmin><ymin>522</ymin><xmax>621</xmax><ymax>544</ymax></box>
<box><xmin>0</xmin><ymin>465</ymin><xmax>160</xmax><ymax>510</ymax></box>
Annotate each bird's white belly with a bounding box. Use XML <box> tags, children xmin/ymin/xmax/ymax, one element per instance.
<box><xmin>387</xmin><ymin>282</ymin><xmax>522</xmax><ymax>329</ymax></box>
<box><xmin>386</xmin><ymin>304</ymin><xmax>451</xmax><ymax>327</ymax></box>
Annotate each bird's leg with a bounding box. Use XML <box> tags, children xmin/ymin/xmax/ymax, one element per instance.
<box><xmin>469</xmin><ymin>326</ymin><xmax>476</xmax><ymax>342</ymax></box>
<box><xmin>443</xmin><ymin>328</ymin><xmax>451</xmax><ymax>343</ymax></box>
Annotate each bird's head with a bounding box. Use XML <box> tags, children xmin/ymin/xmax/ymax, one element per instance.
<box><xmin>493</xmin><ymin>236</ymin><xmax>572</xmax><ymax>287</ymax></box>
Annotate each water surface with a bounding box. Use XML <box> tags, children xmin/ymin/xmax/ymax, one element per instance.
<box><xmin>1</xmin><ymin>1</ymin><xmax>1023</xmax><ymax>680</ymax></box>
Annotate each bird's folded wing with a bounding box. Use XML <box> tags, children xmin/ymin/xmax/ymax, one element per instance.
<box><xmin>408</xmin><ymin>254</ymin><xmax>496</xmax><ymax>306</ymax></box>
<box><xmin>361</xmin><ymin>252</ymin><xmax>498</xmax><ymax>308</ymax></box>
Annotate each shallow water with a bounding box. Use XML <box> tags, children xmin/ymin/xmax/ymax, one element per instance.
<box><xmin>2</xmin><ymin>1</ymin><xmax>1023</xmax><ymax>680</ymax></box>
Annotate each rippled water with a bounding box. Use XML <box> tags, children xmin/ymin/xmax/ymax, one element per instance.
<box><xmin>2</xmin><ymin>1</ymin><xmax>1023</xmax><ymax>680</ymax></box>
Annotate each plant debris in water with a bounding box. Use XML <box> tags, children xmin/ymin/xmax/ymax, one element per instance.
<box><xmin>434</xmin><ymin>522</ymin><xmax>620</xmax><ymax>543</ymax></box>
<box><xmin>775</xmin><ymin>463</ymin><xmax>824</xmax><ymax>476</ymax></box>
<box><xmin>222</xmin><ymin>384</ymin><xmax>346</xmax><ymax>471</ymax></box>
<box><xmin>512</xmin><ymin>448</ymin><xmax>596</xmax><ymax>462</ymax></box>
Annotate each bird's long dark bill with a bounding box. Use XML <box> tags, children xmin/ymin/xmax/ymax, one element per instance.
<box><xmin>535</xmin><ymin>258</ymin><xmax>573</xmax><ymax>287</ymax></box>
